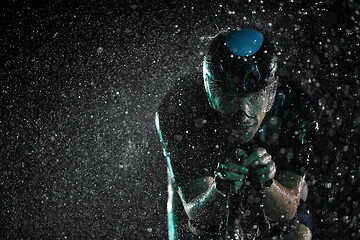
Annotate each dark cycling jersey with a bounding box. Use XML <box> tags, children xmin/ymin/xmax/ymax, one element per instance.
<box><xmin>156</xmin><ymin>72</ymin><xmax>318</xmax><ymax>239</ymax></box>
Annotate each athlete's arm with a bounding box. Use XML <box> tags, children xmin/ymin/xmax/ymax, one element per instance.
<box><xmin>178</xmin><ymin>177</ymin><xmax>227</xmax><ymax>224</ymax></box>
<box><xmin>178</xmin><ymin>161</ymin><xmax>248</xmax><ymax>224</ymax></box>
<box><xmin>263</xmin><ymin>170</ymin><xmax>307</xmax><ymax>221</ymax></box>
<box><xmin>237</xmin><ymin>148</ymin><xmax>307</xmax><ymax>221</ymax></box>
<box><xmin>239</xmin><ymin>148</ymin><xmax>311</xmax><ymax>239</ymax></box>
<box><xmin>281</xmin><ymin>221</ymin><xmax>312</xmax><ymax>240</ymax></box>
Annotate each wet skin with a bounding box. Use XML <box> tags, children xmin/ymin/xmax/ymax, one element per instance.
<box><xmin>203</xmin><ymin>77</ymin><xmax>268</xmax><ymax>144</ymax></box>
<box><xmin>216</xmin><ymin>106</ymin><xmax>266</xmax><ymax>144</ymax></box>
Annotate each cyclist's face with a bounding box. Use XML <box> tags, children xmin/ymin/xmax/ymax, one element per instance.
<box><xmin>203</xmin><ymin>60</ymin><xmax>276</xmax><ymax>143</ymax></box>
<box><xmin>208</xmin><ymin>87</ymin><xmax>267</xmax><ymax>143</ymax></box>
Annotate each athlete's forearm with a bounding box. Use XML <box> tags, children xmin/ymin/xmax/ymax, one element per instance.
<box><xmin>262</xmin><ymin>178</ymin><xmax>306</xmax><ymax>221</ymax></box>
<box><xmin>184</xmin><ymin>182</ymin><xmax>228</xmax><ymax>224</ymax></box>
<box><xmin>282</xmin><ymin>222</ymin><xmax>312</xmax><ymax>240</ymax></box>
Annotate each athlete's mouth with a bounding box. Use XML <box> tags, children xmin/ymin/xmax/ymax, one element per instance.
<box><xmin>235</xmin><ymin>120</ymin><xmax>256</xmax><ymax>132</ymax></box>
<box><xmin>217</xmin><ymin>112</ymin><xmax>257</xmax><ymax>133</ymax></box>
<box><xmin>237</xmin><ymin>121</ymin><xmax>254</xmax><ymax>127</ymax></box>
<box><xmin>237</xmin><ymin>124</ymin><xmax>253</xmax><ymax>132</ymax></box>
<box><xmin>236</xmin><ymin>119</ymin><xmax>256</xmax><ymax>127</ymax></box>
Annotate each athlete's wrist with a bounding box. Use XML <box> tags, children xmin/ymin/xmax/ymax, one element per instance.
<box><xmin>213</xmin><ymin>181</ymin><xmax>229</xmax><ymax>197</ymax></box>
<box><xmin>262</xmin><ymin>178</ymin><xmax>274</xmax><ymax>188</ymax></box>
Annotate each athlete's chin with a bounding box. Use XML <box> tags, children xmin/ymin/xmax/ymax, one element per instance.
<box><xmin>235</xmin><ymin>131</ymin><xmax>256</xmax><ymax>144</ymax></box>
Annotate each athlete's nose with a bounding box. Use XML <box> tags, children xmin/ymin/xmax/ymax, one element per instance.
<box><xmin>232</xmin><ymin>98</ymin><xmax>255</xmax><ymax>119</ymax></box>
<box><xmin>234</xmin><ymin>110</ymin><xmax>256</xmax><ymax>122</ymax></box>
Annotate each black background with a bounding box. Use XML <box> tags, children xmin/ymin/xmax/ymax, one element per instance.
<box><xmin>1</xmin><ymin>0</ymin><xmax>359</xmax><ymax>239</ymax></box>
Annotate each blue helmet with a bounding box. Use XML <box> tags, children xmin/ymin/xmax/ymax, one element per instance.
<box><xmin>203</xmin><ymin>28</ymin><xmax>279</xmax><ymax>113</ymax></box>
<box><xmin>203</xmin><ymin>28</ymin><xmax>278</xmax><ymax>95</ymax></box>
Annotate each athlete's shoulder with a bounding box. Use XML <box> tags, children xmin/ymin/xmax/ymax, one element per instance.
<box><xmin>155</xmin><ymin>72</ymin><xmax>217</xmax><ymax>187</ymax></box>
<box><xmin>272</xmin><ymin>81</ymin><xmax>319</xmax><ymax>133</ymax></box>
<box><xmin>156</xmin><ymin>72</ymin><xmax>208</xmax><ymax>129</ymax></box>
